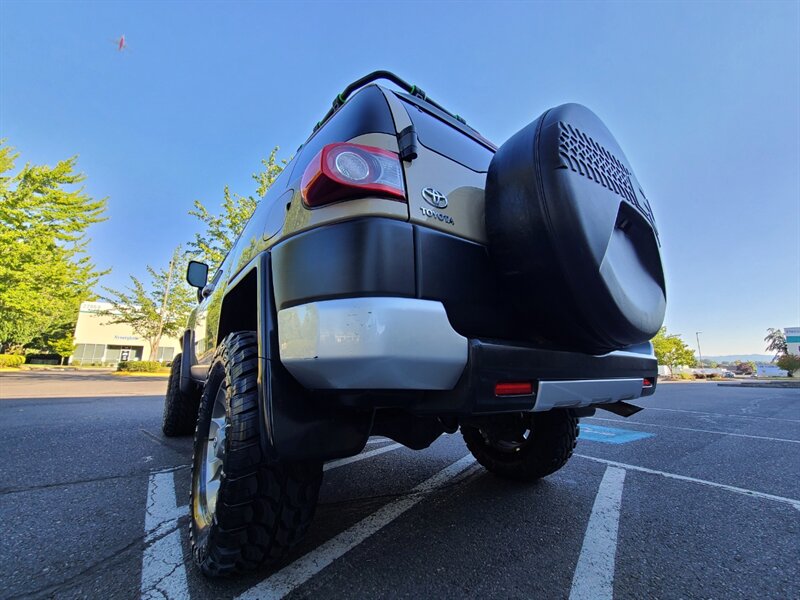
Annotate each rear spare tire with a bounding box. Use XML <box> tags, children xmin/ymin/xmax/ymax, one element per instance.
<box><xmin>486</xmin><ymin>103</ymin><xmax>665</xmax><ymax>354</ymax></box>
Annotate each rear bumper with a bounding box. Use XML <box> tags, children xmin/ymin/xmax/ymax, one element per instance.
<box><xmin>270</xmin><ymin>217</ymin><xmax>658</xmax><ymax>416</ymax></box>
<box><xmin>434</xmin><ymin>338</ymin><xmax>658</xmax><ymax>415</ymax></box>
<box><xmin>278</xmin><ymin>297</ymin><xmax>468</xmax><ymax>390</ymax></box>
<box><xmin>277</xmin><ymin>295</ymin><xmax>657</xmax><ymax>414</ymax></box>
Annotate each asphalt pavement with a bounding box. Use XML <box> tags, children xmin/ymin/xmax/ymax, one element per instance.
<box><xmin>1</xmin><ymin>373</ymin><xmax>798</xmax><ymax>600</ymax></box>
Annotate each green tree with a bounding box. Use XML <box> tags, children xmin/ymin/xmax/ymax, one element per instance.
<box><xmin>100</xmin><ymin>246</ymin><xmax>195</xmax><ymax>360</ymax></box>
<box><xmin>764</xmin><ymin>328</ymin><xmax>788</xmax><ymax>360</ymax></box>
<box><xmin>189</xmin><ymin>147</ymin><xmax>288</xmax><ymax>267</ymax></box>
<box><xmin>776</xmin><ymin>354</ymin><xmax>800</xmax><ymax>377</ymax></box>
<box><xmin>50</xmin><ymin>335</ymin><xmax>76</xmax><ymax>365</ymax></box>
<box><xmin>651</xmin><ymin>327</ymin><xmax>696</xmax><ymax>374</ymax></box>
<box><xmin>0</xmin><ymin>141</ymin><xmax>107</xmax><ymax>353</ymax></box>
<box><xmin>26</xmin><ymin>321</ymin><xmax>76</xmax><ymax>364</ymax></box>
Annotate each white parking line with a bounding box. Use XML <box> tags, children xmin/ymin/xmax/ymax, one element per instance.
<box><xmin>141</xmin><ymin>469</ymin><xmax>190</xmax><ymax>600</ymax></box>
<box><xmin>576</xmin><ymin>454</ymin><xmax>800</xmax><ymax>510</ymax></box>
<box><xmin>138</xmin><ymin>444</ymin><xmax>404</xmax><ymax>599</ymax></box>
<box><xmin>587</xmin><ymin>417</ymin><xmax>800</xmax><ymax>444</ymax></box>
<box><xmin>569</xmin><ymin>466</ymin><xmax>626</xmax><ymax>600</ymax></box>
<box><xmin>365</xmin><ymin>437</ymin><xmax>391</xmax><ymax>445</ymax></box>
<box><xmin>324</xmin><ymin>443</ymin><xmax>403</xmax><ymax>471</ymax></box>
<box><xmin>644</xmin><ymin>406</ymin><xmax>800</xmax><ymax>424</ymax></box>
<box><xmin>236</xmin><ymin>455</ymin><xmax>477</xmax><ymax>600</ymax></box>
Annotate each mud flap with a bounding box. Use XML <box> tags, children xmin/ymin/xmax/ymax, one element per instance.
<box><xmin>595</xmin><ymin>401</ymin><xmax>644</xmax><ymax>417</ymax></box>
<box><xmin>257</xmin><ymin>252</ymin><xmax>373</xmax><ymax>462</ymax></box>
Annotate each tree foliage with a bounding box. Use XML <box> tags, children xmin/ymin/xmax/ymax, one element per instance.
<box><xmin>776</xmin><ymin>354</ymin><xmax>800</xmax><ymax>376</ymax></box>
<box><xmin>651</xmin><ymin>327</ymin><xmax>696</xmax><ymax>373</ymax></box>
<box><xmin>100</xmin><ymin>246</ymin><xmax>195</xmax><ymax>360</ymax></box>
<box><xmin>0</xmin><ymin>141</ymin><xmax>107</xmax><ymax>352</ymax></box>
<box><xmin>188</xmin><ymin>147</ymin><xmax>288</xmax><ymax>267</ymax></box>
<box><xmin>764</xmin><ymin>328</ymin><xmax>788</xmax><ymax>358</ymax></box>
<box><xmin>734</xmin><ymin>360</ymin><xmax>756</xmax><ymax>375</ymax></box>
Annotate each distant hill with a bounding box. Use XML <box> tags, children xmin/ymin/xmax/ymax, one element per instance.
<box><xmin>704</xmin><ymin>354</ymin><xmax>774</xmax><ymax>363</ymax></box>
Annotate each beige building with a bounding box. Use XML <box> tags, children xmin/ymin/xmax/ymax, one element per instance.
<box><xmin>71</xmin><ymin>301</ymin><xmax>182</xmax><ymax>365</ymax></box>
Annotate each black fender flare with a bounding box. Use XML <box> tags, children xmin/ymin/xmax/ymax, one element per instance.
<box><xmin>256</xmin><ymin>251</ymin><xmax>373</xmax><ymax>462</ymax></box>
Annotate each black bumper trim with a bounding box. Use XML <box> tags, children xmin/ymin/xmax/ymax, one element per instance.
<box><xmin>422</xmin><ymin>338</ymin><xmax>657</xmax><ymax>414</ymax></box>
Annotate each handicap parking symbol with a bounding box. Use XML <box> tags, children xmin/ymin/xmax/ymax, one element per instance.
<box><xmin>579</xmin><ymin>424</ymin><xmax>654</xmax><ymax>444</ymax></box>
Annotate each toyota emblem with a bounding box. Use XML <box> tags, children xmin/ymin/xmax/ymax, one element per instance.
<box><xmin>421</xmin><ymin>187</ymin><xmax>448</xmax><ymax>209</ymax></box>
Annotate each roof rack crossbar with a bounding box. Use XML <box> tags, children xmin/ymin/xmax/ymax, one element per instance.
<box><xmin>313</xmin><ymin>70</ymin><xmax>467</xmax><ymax>132</ymax></box>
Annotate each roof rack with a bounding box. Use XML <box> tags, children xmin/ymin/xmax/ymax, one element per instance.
<box><xmin>313</xmin><ymin>70</ymin><xmax>467</xmax><ymax>133</ymax></box>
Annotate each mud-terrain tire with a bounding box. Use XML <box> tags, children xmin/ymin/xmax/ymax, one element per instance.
<box><xmin>462</xmin><ymin>410</ymin><xmax>578</xmax><ymax>481</ymax></box>
<box><xmin>190</xmin><ymin>331</ymin><xmax>323</xmax><ymax>577</ymax></box>
<box><xmin>161</xmin><ymin>353</ymin><xmax>200</xmax><ymax>437</ymax></box>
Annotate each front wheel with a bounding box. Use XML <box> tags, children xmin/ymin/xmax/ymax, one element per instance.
<box><xmin>190</xmin><ymin>331</ymin><xmax>323</xmax><ymax>577</ymax></box>
<box><xmin>461</xmin><ymin>410</ymin><xmax>578</xmax><ymax>481</ymax></box>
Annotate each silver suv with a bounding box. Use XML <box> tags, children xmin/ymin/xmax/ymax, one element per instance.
<box><xmin>161</xmin><ymin>71</ymin><xmax>665</xmax><ymax>577</ymax></box>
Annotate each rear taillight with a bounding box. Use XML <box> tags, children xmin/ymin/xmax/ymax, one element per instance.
<box><xmin>495</xmin><ymin>382</ymin><xmax>533</xmax><ymax>396</ymax></box>
<box><xmin>301</xmin><ymin>142</ymin><xmax>406</xmax><ymax>207</ymax></box>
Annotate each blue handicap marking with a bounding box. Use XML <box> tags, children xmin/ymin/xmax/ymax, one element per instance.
<box><xmin>579</xmin><ymin>424</ymin><xmax>654</xmax><ymax>444</ymax></box>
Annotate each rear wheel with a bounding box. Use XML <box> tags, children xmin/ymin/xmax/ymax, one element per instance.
<box><xmin>162</xmin><ymin>353</ymin><xmax>200</xmax><ymax>437</ymax></box>
<box><xmin>190</xmin><ymin>331</ymin><xmax>323</xmax><ymax>577</ymax></box>
<box><xmin>461</xmin><ymin>410</ymin><xmax>578</xmax><ymax>481</ymax></box>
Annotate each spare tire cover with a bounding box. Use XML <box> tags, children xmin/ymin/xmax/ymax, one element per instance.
<box><xmin>485</xmin><ymin>103</ymin><xmax>665</xmax><ymax>354</ymax></box>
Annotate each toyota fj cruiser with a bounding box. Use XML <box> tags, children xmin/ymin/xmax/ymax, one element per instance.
<box><xmin>162</xmin><ymin>71</ymin><xmax>666</xmax><ymax>577</ymax></box>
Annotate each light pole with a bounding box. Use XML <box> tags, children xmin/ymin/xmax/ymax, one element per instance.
<box><xmin>695</xmin><ymin>331</ymin><xmax>703</xmax><ymax>366</ymax></box>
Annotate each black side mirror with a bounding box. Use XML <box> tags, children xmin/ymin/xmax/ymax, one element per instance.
<box><xmin>186</xmin><ymin>261</ymin><xmax>209</xmax><ymax>289</ymax></box>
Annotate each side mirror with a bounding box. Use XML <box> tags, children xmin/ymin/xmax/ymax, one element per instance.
<box><xmin>186</xmin><ymin>261</ymin><xmax>209</xmax><ymax>289</ymax></box>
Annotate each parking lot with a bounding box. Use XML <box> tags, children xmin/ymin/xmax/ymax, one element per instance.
<box><xmin>1</xmin><ymin>372</ymin><xmax>798</xmax><ymax>600</ymax></box>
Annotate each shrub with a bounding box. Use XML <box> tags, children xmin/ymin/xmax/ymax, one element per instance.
<box><xmin>0</xmin><ymin>354</ymin><xmax>26</xmax><ymax>368</ymax></box>
<box><xmin>678</xmin><ymin>372</ymin><xmax>694</xmax><ymax>380</ymax></box>
<box><xmin>117</xmin><ymin>361</ymin><xmax>161</xmax><ymax>373</ymax></box>
<box><xmin>776</xmin><ymin>354</ymin><xmax>800</xmax><ymax>377</ymax></box>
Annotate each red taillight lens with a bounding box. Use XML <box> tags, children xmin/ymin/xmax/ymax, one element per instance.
<box><xmin>495</xmin><ymin>382</ymin><xmax>533</xmax><ymax>396</ymax></box>
<box><xmin>643</xmin><ymin>377</ymin><xmax>654</xmax><ymax>388</ymax></box>
<box><xmin>301</xmin><ymin>142</ymin><xmax>406</xmax><ymax>207</ymax></box>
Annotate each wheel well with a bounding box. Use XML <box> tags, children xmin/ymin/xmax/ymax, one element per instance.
<box><xmin>217</xmin><ymin>269</ymin><xmax>258</xmax><ymax>341</ymax></box>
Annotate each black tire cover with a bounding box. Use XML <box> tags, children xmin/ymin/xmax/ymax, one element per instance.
<box><xmin>485</xmin><ymin>103</ymin><xmax>666</xmax><ymax>354</ymax></box>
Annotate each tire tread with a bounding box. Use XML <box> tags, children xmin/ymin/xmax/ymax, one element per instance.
<box><xmin>190</xmin><ymin>331</ymin><xmax>322</xmax><ymax>577</ymax></box>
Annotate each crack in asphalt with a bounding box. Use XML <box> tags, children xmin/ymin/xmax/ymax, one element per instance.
<box><xmin>0</xmin><ymin>464</ymin><xmax>189</xmax><ymax>496</ymax></box>
<box><xmin>142</xmin><ymin>559</ymin><xmax>184</xmax><ymax>600</ymax></box>
<box><xmin>7</xmin><ymin>534</ymin><xmax>146</xmax><ymax>600</ymax></box>
<box><xmin>0</xmin><ymin>471</ymin><xmax>151</xmax><ymax>495</ymax></box>
<box><xmin>8</xmin><ymin>505</ymin><xmax>190</xmax><ymax>600</ymax></box>
<box><xmin>140</xmin><ymin>428</ymin><xmax>194</xmax><ymax>454</ymax></box>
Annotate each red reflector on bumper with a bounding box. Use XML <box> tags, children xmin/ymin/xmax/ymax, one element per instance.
<box><xmin>643</xmin><ymin>377</ymin><xmax>654</xmax><ymax>388</ymax></box>
<box><xmin>495</xmin><ymin>382</ymin><xmax>533</xmax><ymax>396</ymax></box>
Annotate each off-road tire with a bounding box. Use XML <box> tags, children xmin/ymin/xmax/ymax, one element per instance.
<box><xmin>162</xmin><ymin>353</ymin><xmax>200</xmax><ymax>437</ymax></box>
<box><xmin>462</xmin><ymin>410</ymin><xmax>579</xmax><ymax>481</ymax></box>
<box><xmin>190</xmin><ymin>331</ymin><xmax>323</xmax><ymax>577</ymax></box>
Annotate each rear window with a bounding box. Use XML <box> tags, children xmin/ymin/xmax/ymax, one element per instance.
<box><xmin>397</xmin><ymin>96</ymin><xmax>495</xmax><ymax>173</ymax></box>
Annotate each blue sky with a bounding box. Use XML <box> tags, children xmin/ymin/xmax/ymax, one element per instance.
<box><xmin>1</xmin><ymin>1</ymin><xmax>798</xmax><ymax>355</ymax></box>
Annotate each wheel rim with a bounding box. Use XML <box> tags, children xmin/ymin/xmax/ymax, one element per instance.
<box><xmin>485</xmin><ymin>428</ymin><xmax>532</xmax><ymax>453</ymax></box>
<box><xmin>196</xmin><ymin>385</ymin><xmax>227</xmax><ymax>526</ymax></box>
<box><xmin>480</xmin><ymin>415</ymin><xmax>533</xmax><ymax>454</ymax></box>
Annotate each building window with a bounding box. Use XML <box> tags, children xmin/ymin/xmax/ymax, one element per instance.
<box><xmin>73</xmin><ymin>343</ymin><xmax>106</xmax><ymax>364</ymax></box>
<box><xmin>156</xmin><ymin>347</ymin><xmax>175</xmax><ymax>363</ymax></box>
